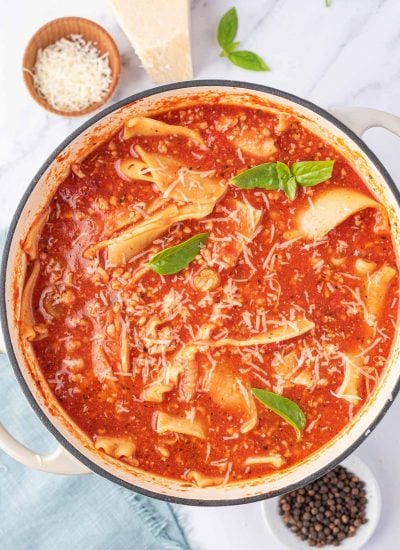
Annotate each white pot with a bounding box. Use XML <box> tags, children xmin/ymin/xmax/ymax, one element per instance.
<box><xmin>1</xmin><ymin>82</ymin><xmax>400</xmax><ymax>505</ymax></box>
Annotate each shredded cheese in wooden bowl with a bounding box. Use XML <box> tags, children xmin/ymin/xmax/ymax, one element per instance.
<box><xmin>30</xmin><ymin>35</ymin><xmax>112</xmax><ymax>113</ymax></box>
<box><xmin>22</xmin><ymin>17</ymin><xmax>121</xmax><ymax>116</ymax></box>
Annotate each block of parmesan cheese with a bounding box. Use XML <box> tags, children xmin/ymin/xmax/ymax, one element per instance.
<box><xmin>109</xmin><ymin>0</ymin><xmax>193</xmax><ymax>83</ymax></box>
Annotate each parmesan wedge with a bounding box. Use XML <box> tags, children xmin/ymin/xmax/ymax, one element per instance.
<box><xmin>108</xmin><ymin>0</ymin><xmax>193</xmax><ymax>83</ymax></box>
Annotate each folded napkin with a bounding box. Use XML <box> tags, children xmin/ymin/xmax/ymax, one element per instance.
<box><xmin>0</xmin><ymin>232</ymin><xmax>190</xmax><ymax>550</ymax></box>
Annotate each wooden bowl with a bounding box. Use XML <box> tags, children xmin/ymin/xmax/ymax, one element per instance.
<box><xmin>22</xmin><ymin>17</ymin><xmax>121</xmax><ymax>117</ymax></box>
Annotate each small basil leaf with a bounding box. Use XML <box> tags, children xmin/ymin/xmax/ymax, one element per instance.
<box><xmin>217</xmin><ymin>7</ymin><xmax>239</xmax><ymax>50</ymax></box>
<box><xmin>252</xmin><ymin>388</ymin><xmax>306</xmax><ymax>438</ymax></box>
<box><xmin>231</xmin><ymin>163</ymin><xmax>280</xmax><ymax>189</ymax></box>
<box><xmin>282</xmin><ymin>176</ymin><xmax>297</xmax><ymax>200</ymax></box>
<box><xmin>148</xmin><ymin>233</ymin><xmax>209</xmax><ymax>275</ymax></box>
<box><xmin>227</xmin><ymin>50</ymin><xmax>270</xmax><ymax>72</ymax></box>
<box><xmin>291</xmin><ymin>160</ymin><xmax>335</xmax><ymax>187</ymax></box>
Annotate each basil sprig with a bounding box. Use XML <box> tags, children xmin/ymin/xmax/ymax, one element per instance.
<box><xmin>252</xmin><ymin>388</ymin><xmax>306</xmax><ymax>439</ymax></box>
<box><xmin>232</xmin><ymin>160</ymin><xmax>335</xmax><ymax>200</ymax></box>
<box><xmin>217</xmin><ymin>8</ymin><xmax>269</xmax><ymax>72</ymax></box>
<box><xmin>148</xmin><ymin>233</ymin><xmax>209</xmax><ymax>275</ymax></box>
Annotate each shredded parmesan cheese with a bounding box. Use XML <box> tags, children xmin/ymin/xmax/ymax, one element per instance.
<box><xmin>28</xmin><ymin>34</ymin><xmax>112</xmax><ymax>112</ymax></box>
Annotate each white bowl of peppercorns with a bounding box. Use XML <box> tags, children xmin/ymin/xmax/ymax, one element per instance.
<box><xmin>262</xmin><ymin>455</ymin><xmax>381</xmax><ymax>549</ymax></box>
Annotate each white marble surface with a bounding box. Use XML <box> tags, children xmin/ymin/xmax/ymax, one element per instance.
<box><xmin>1</xmin><ymin>0</ymin><xmax>400</xmax><ymax>548</ymax></box>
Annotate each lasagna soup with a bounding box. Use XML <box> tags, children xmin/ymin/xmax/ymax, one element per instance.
<box><xmin>21</xmin><ymin>102</ymin><xmax>399</xmax><ymax>487</ymax></box>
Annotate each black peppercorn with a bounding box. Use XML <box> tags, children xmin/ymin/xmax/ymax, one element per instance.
<box><xmin>278</xmin><ymin>465</ymin><xmax>368</xmax><ymax>547</ymax></box>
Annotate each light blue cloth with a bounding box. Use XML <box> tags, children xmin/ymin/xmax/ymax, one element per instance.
<box><xmin>0</xmin><ymin>230</ymin><xmax>190</xmax><ymax>550</ymax></box>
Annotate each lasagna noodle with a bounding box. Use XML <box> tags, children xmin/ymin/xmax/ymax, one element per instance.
<box><xmin>118</xmin><ymin>159</ymin><xmax>155</xmax><ymax>182</ymax></box>
<box><xmin>337</xmin><ymin>268</ymin><xmax>395</xmax><ymax>400</ymax></box>
<box><xmin>20</xmin><ymin>260</ymin><xmax>41</xmax><ymax>341</ymax></box>
<box><xmin>355</xmin><ymin>258</ymin><xmax>377</xmax><ymax>276</ymax></box>
<box><xmin>355</xmin><ymin>259</ymin><xmax>396</xmax><ymax>330</ymax></box>
<box><xmin>123</xmin><ymin>116</ymin><xmax>205</xmax><ymax>146</ymax></box>
<box><xmin>92</xmin><ymin>340</ymin><xmax>116</xmax><ymax>382</ymax></box>
<box><xmin>94</xmin><ymin>436</ymin><xmax>136</xmax><ymax>460</ymax></box>
<box><xmin>214</xmin><ymin>113</ymin><xmax>277</xmax><ymax>158</ymax></box>
<box><xmin>135</xmin><ymin>146</ymin><xmax>227</xmax><ymax>205</ymax></box>
<box><xmin>22</xmin><ymin>208</ymin><xmax>50</xmax><ymax>260</ymax></box>
<box><xmin>273</xmin><ymin>350</ymin><xmax>313</xmax><ymax>388</ymax></box>
<box><xmin>84</xmin><ymin>202</ymin><xmax>214</xmax><ymax>266</ymax></box>
<box><xmin>155</xmin><ymin>411</ymin><xmax>208</xmax><ymax>440</ymax></box>
<box><xmin>197</xmin><ymin>318</ymin><xmax>315</xmax><ymax>347</ymax></box>
<box><xmin>231</xmin><ymin>127</ymin><xmax>277</xmax><ymax>158</ymax></box>
<box><xmin>288</xmin><ymin>189</ymin><xmax>389</xmax><ymax>241</ymax></box>
<box><xmin>209</xmin><ymin>365</ymin><xmax>258</xmax><ymax>433</ymax></box>
<box><xmin>366</xmin><ymin>264</ymin><xmax>396</xmax><ymax>320</ymax></box>
<box><xmin>336</xmin><ymin>354</ymin><xmax>363</xmax><ymax>403</ymax></box>
<box><xmin>210</xmin><ymin>198</ymin><xmax>263</xmax><ymax>268</ymax></box>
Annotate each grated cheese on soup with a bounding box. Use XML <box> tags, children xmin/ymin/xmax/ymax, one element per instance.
<box><xmin>28</xmin><ymin>34</ymin><xmax>112</xmax><ymax>112</ymax></box>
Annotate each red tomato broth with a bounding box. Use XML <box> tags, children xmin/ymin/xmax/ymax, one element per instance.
<box><xmin>26</xmin><ymin>103</ymin><xmax>399</xmax><ymax>485</ymax></box>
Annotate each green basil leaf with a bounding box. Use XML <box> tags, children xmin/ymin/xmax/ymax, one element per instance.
<box><xmin>291</xmin><ymin>160</ymin><xmax>335</xmax><ymax>187</ymax></box>
<box><xmin>252</xmin><ymin>388</ymin><xmax>306</xmax><ymax>438</ymax></box>
<box><xmin>231</xmin><ymin>163</ymin><xmax>280</xmax><ymax>189</ymax></box>
<box><xmin>148</xmin><ymin>233</ymin><xmax>209</xmax><ymax>275</ymax></box>
<box><xmin>217</xmin><ymin>7</ymin><xmax>239</xmax><ymax>49</ymax></box>
<box><xmin>282</xmin><ymin>175</ymin><xmax>297</xmax><ymax>200</ymax></box>
<box><xmin>227</xmin><ymin>50</ymin><xmax>270</xmax><ymax>72</ymax></box>
<box><xmin>223</xmin><ymin>40</ymin><xmax>240</xmax><ymax>54</ymax></box>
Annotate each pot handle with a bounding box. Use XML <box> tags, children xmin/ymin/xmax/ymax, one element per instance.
<box><xmin>330</xmin><ymin>106</ymin><xmax>400</xmax><ymax>138</ymax></box>
<box><xmin>0</xmin><ymin>334</ymin><xmax>90</xmax><ymax>475</ymax></box>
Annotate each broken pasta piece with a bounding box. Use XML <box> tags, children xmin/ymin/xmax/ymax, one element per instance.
<box><xmin>244</xmin><ymin>454</ymin><xmax>284</xmax><ymax>467</ymax></box>
<box><xmin>230</xmin><ymin>127</ymin><xmax>277</xmax><ymax>159</ymax></box>
<box><xmin>155</xmin><ymin>411</ymin><xmax>208</xmax><ymax>440</ymax></box>
<box><xmin>123</xmin><ymin>116</ymin><xmax>205</xmax><ymax>146</ymax></box>
<box><xmin>273</xmin><ymin>350</ymin><xmax>313</xmax><ymax>389</ymax></box>
<box><xmin>366</xmin><ymin>264</ymin><xmax>396</xmax><ymax>320</ymax></box>
<box><xmin>286</xmin><ymin>189</ymin><xmax>389</xmax><ymax>241</ymax></box>
<box><xmin>135</xmin><ymin>146</ymin><xmax>227</xmax><ymax>205</ymax></box>
<box><xmin>84</xmin><ymin>202</ymin><xmax>214</xmax><ymax>266</ymax></box>
<box><xmin>197</xmin><ymin>318</ymin><xmax>314</xmax><ymax>347</ymax></box>
<box><xmin>22</xmin><ymin>208</ymin><xmax>50</xmax><ymax>261</ymax></box>
<box><xmin>118</xmin><ymin>159</ymin><xmax>155</xmax><ymax>182</ymax></box>
<box><xmin>94</xmin><ymin>436</ymin><xmax>136</xmax><ymax>461</ymax></box>
<box><xmin>209</xmin><ymin>365</ymin><xmax>258</xmax><ymax>433</ymax></box>
<box><xmin>335</xmin><ymin>354</ymin><xmax>363</xmax><ymax>404</ymax></box>
<box><xmin>187</xmin><ymin>471</ymin><xmax>225</xmax><ymax>488</ymax></box>
<box><xmin>20</xmin><ymin>260</ymin><xmax>43</xmax><ymax>341</ymax></box>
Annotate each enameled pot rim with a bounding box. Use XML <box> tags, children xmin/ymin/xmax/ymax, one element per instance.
<box><xmin>2</xmin><ymin>80</ymin><xmax>400</xmax><ymax>506</ymax></box>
